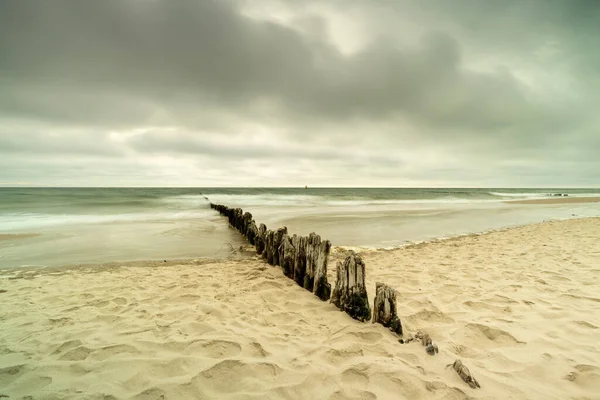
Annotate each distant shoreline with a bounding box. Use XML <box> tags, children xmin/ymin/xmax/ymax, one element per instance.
<box><xmin>505</xmin><ymin>196</ymin><xmax>600</xmax><ymax>205</ymax></box>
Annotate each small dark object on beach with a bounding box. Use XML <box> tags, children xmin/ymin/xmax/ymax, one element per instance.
<box><xmin>422</xmin><ymin>333</ymin><xmax>432</xmax><ymax>347</ymax></box>
<box><xmin>426</xmin><ymin>344</ymin><xmax>435</xmax><ymax>355</ymax></box>
<box><xmin>449</xmin><ymin>359</ymin><xmax>481</xmax><ymax>389</ymax></box>
<box><xmin>0</xmin><ymin>290</ymin><xmax>7</xmax><ymax>294</ymax></box>
<box><xmin>0</xmin><ymin>394</ymin><xmax>9</xmax><ymax>398</ymax></box>
<box><xmin>415</xmin><ymin>331</ymin><xmax>423</xmax><ymax>340</ymax></box>
<box><xmin>399</xmin><ymin>339</ymin><xmax>404</xmax><ymax>344</ymax></box>
<box><xmin>164</xmin><ymin>260</ymin><xmax>167</xmax><ymax>263</ymax></box>
<box><xmin>426</xmin><ymin>343</ymin><xmax>439</xmax><ymax>355</ymax></box>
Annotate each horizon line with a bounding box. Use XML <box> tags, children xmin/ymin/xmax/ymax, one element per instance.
<box><xmin>1</xmin><ymin>186</ymin><xmax>600</xmax><ymax>190</ymax></box>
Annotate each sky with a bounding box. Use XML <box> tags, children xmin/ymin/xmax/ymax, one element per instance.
<box><xmin>1</xmin><ymin>0</ymin><xmax>599</xmax><ymax>187</ymax></box>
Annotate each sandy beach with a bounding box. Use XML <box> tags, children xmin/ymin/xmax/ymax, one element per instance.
<box><xmin>1</xmin><ymin>218</ymin><xmax>599</xmax><ymax>399</ymax></box>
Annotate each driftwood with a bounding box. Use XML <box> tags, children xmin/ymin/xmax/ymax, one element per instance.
<box><xmin>449</xmin><ymin>360</ymin><xmax>480</xmax><ymax>389</ymax></box>
<box><xmin>372</xmin><ymin>282</ymin><xmax>402</xmax><ymax>334</ymax></box>
<box><xmin>426</xmin><ymin>343</ymin><xmax>439</xmax><ymax>355</ymax></box>
<box><xmin>422</xmin><ymin>333</ymin><xmax>432</xmax><ymax>346</ymax></box>
<box><xmin>331</xmin><ymin>252</ymin><xmax>371</xmax><ymax>322</ymax></box>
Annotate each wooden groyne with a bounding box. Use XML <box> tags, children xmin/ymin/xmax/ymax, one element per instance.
<box><xmin>209</xmin><ymin>201</ymin><xmax>480</xmax><ymax>389</ymax></box>
<box><xmin>209</xmin><ymin>203</ymin><xmax>395</xmax><ymax>319</ymax></box>
<box><xmin>210</xmin><ymin>202</ymin><xmax>403</xmax><ymax>326</ymax></box>
<box><xmin>210</xmin><ymin>203</ymin><xmax>332</xmax><ymax>301</ymax></box>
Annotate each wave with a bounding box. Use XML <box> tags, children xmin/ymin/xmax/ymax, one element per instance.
<box><xmin>489</xmin><ymin>191</ymin><xmax>600</xmax><ymax>199</ymax></box>
<box><xmin>0</xmin><ymin>209</ymin><xmax>217</xmax><ymax>231</ymax></box>
<box><xmin>195</xmin><ymin>193</ymin><xmax>501</xmax><ymax>208</ymax></box>
<box><xmin>489</xmin><ymin>192</ymin><xmax>551</xmax><ymax>198</ymax></box>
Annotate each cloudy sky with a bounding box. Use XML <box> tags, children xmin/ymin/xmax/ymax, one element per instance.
<box><xmin>1</xmin><ymin>0</ymin><xmax>598</xmax><ymax>187</ymax></box>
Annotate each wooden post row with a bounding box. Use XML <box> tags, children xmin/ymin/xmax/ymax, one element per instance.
<box><xmin>210</xmin><ymin>203</ymin><xmax>332</xmax><ymax>302</ymax></box>
<box><xmin>210</xmin><ymin>203</ymin><xmax>402</xmax><ymax>330</ymax></box>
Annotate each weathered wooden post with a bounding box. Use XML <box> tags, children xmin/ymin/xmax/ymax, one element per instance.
<box><xmin>331</xmin><ymin>252</ymin><xmax>371</xmax><ymax>322</ymax></box>
<box><xmin>372</xmin><ymin>282</ymin><xmax>402</xmax><ymax>334</ymax></box>
<box><xmin>272</xmin><ymin>227</ymin><xmax>288</xmax><ymax>266</ymax></box>
<box><xmin>450</xmin><ymin>360</ymin><xmax>480</xmax><ymax>389</ymax></box>
<box><xmin>279</xmin><ymin>234</ymin><xmax>296</xmax><ymax>278</ymax></box>
<box><xmin>242</xmin><ymin>212</ymin><xmax>253</xmax><ymax>237</ymax></box>
<box><xmin>303</xmin><ymin>233</ymin><xmax>316</xmax><ymax>290</ymax></box>
<box><xmin>255</xmin><ymin>223</ymin><xmax>267</xmax><ymax>255</ymax></box>
<box><xmin>292</xmin><ymin>235</ymin><xmax>307</xmax><ymax>287</ymax></box>
<box><xmin>246</xmin><ymin>220</ymin><xmax>258</xmax><ymax>245</ymax></box>
<box><xmin>313</xmin><ymin>239</ymin><xmax>331</xmax><ymax>301</ymax></box>
<box><xmin>263</xmin><ymin>230</ymin><xmax>275</xmax><ymax>264</ymax></box>
<box><xmin>234</xmin><ymin>208</ymin><xmax>244</xmax><ymax>232</ymax></box>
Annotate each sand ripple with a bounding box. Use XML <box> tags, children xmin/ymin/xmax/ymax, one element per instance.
<box><xmin>0</xmin><ymin>218</ymin><xmax>599</xmax><ymax>399</ymax></box>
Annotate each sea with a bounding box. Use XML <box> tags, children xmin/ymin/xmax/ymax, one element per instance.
<box><xmin>1</xmin><ymin>187</ymin><xmax>600</xmax><ymax>269</ymax></box>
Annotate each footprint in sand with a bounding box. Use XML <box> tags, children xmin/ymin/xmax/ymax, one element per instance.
<box><xmin>324</xmin><ymin>347</ymin><xmax>365</xmax><ymax>365</ymax></box>
<box><xmin>329</xmin><ymin>390</ymin><xmax>377</xmax><ymax>400</ymax></box>
<box><xmin>408</xmin><ymin>309</ymin><xmax>455</xmax><ymax>323</ymax></box>
<box><xmin>90</xmin><ymin>300</ymin><xmax>110</xmax><ymax>308</ymax></box>
<box><xmin>48</xmin><ymin>317</ymin><xmax>74</xmax><ymax>327</ymax></box>
<box><xmin>341</xmin><ymin>367</ymin><xmax>370</xmax><ymax>386</ymax></box>
<box><xmin>247</xmin><ymin>342</ymin><xmax>270</xmax><ymax>358</ymax></box>
<box><xmin>370</xmin><ymin>372</ymin><xmax>423</xmax><ymax>399</ymax></box>
<box><xmin>425</xmin><ymin>382</ymin><xmax>468</xmax><ymax>399</ymax></box>
<box><xmin>14</xmin><ymin>375</ymin><xmax>53</xmax><ymax>392</ymax></box>
<box><xmin>132</xmin><ymin>387</ymin><xmax>167</xmax><ymax>400</ymax></box>
<box><xmin>331</xmin><ymin>330</ymin><xmax>384</xmax><ymax>344</ymax></box>
<box><xmin>0</xmin><ymin>364</ymin><xmax>27</xmax><ymax>385</ymax></box>
<box><xmin>59</xmin><ymin>346</ymin><xmax>92</xmax><ymax>361</ymax></box>
<box><xmin>456</xmin><ymin>323</ymin><xmax>524</xmax><ymax>347</ymax></box>
<box><xmin>565</xmin><ymin>365</ymin><xmax>600</xmax><ymax>389</ymax></box>
<box><xmin>51</xmin><ymin>339</ymin><xmax>82</xmax><ymax>355</ymax></box>
<box><xmin>198</xmin><ymin>340</ymin><xmax>242</xmax><ymax>358</ymax></box>
<box><xmin>193</xmin><ymin>360</ymin><xmax>282</xmax><ymax>392</ymax></box>
<box><xmin>249</xmin><ymin>280</ymin><xmax>285</xmax><ymax>291</ymax></box>
<box><xmin>91</xmin><ymin>344</ymin><xmax>139</xmax><ymax>361</ymax></box>
<box><xmin>112</xmin><ymin>297</ymin><xmax>127</xmax><ymax>305</ymax></box>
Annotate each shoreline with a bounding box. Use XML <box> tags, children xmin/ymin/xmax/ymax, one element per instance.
<box><xmin>505</xmin><ymin>196</ymin><xmax>600</xmax><ymax>205</ymax></box>
<box><xmin>2</xmin><ymin>216</ymin><xmax>599</xmax><ymax>272</ymax></box>
<box><xmin>1</xmin><ymin>217</ymin><xmax>599</xmax><ymax>398</ymax></box>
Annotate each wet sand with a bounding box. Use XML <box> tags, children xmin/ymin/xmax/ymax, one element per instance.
<box><xmin>1</xmin><ymin>218</ymin><xmax>599</xmax><ymax>399</ymax></box>
<box><xmin>506</xmin><ymin>196</ymin><xmax>600</xmax><ymax>205</ymax></box>
<box><xmin>0</xmin><ymin>233</ymin><xmax>40</xmax><ymax>241</ymax></box>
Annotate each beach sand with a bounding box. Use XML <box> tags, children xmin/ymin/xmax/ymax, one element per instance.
<box><xmin>506</xmin><ymin>196</ymin><xmax>600</xmax><ymax>205</ymax></box>
<box><xmin>1</xmin><ymin>218</ymin><xmax>599</xmax><ymax>399</ymax></box>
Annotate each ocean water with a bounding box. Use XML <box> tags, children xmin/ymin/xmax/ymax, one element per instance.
<box><xmin>1</xmin><ymin>187</ymin><xmax>599</xmax><ymax>268</ymax></box>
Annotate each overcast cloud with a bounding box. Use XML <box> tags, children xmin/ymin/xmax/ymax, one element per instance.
<box><xmin>1</xmin><ymin>0</ymin><xmax>598</xmax><ymax>187</ymax></box>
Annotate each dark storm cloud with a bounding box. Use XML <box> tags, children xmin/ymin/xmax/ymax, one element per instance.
<box><xmin>0</xmin><ymin>0</ymin><xmax>570</xmax><ymax>129</ymax></box>
<box><xmin>0</xmin><ymin>0</ymin><xmax>598</xmax><ymax>186</ymax></box>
